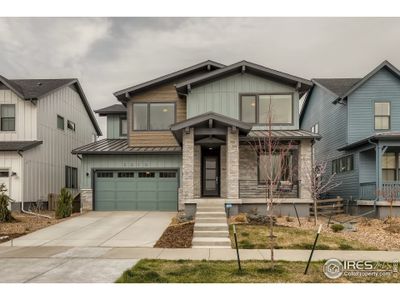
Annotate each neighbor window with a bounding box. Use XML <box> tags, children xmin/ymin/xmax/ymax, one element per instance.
<box><xmin>0</xmin><ymin>104</ymin><xmax>15</xmax><ymax>131</ymax></box>
<box><xmin>258</xmin><ymin>153</ymin><xmax>293</xmax><ymax>183</ymax></box>
<box><xmin>374</xmin><ymin>102</ymin><xmax>390</xmax><ymax>130</ymax></box>
<box><xmin>311</xmin><ymin>123</ymin><xmax>319</xmax><ymax>134</ymax></box>
<box><xmin>120</xmin><ymin>117</ymin><xmax>127</xmax><ymax>136</ymax></box>
<box><xmin>65</xmin><ymin>166</ymin><xmax>78</xmax><ymax>189</ymax></box>
<box><xmin>67</xmin><ymin>120</ymin><xmax>76</xmax><ymax>131</ymax></box>
<box><xmin>132</xmin><ymin>103</ymin><xmax>175</xmax><ymax>130</ymax></box>
<box><xmin>57</xmin><ymin>115</ymin><xmax>64</xmax><ymax>130</ymax></box>
<box><xmin>240</xmin><ymin>94</ymin><xmax>293</xmax><ymax>124</ymax></box>
<box><xmin>382</xmin><ymin>152</ymin><xmax>396</xmax><ymax>181</ymax></box>
<box><xmin>0</xmin><ymin>170</ymin><xmax>9</xmax><ymax>177</ymax></box>
<box><xmin>332</xmin><ymin>155</ymin><xmax>354</xmax><ymax>174</ymax></box>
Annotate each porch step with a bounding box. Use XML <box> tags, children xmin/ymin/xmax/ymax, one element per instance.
<box><xmin>194</xmin><ymin>230</ymin><xmax>230</xmax><ymax>238</ymax></box>
<box><xmin>194</xmin><ymin>223</ymin><xmax>229</xmax><ymax>231</ymax></box>
<box><xmin>195</xmin><ymin>217</ymin><xmax>227</xmax><ymax>223</ymax></box>
<box><xmin>192</xmin><ymin>237</ymin><xmax>231</xmax><ymax>248</ymax></box>
<box><xmin>196</xmin><ymin>206</ymin><xmax>226</xmax><ymax>212</ymax></box>
<box><xmin>196</xmin><ymin>212</ymin><xmax>226</xmax><ymax>218</ymax></box>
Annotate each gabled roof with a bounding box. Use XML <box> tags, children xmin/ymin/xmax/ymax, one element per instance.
<box><xmin>0</xmin><ymin>75</ymin><xmax>102</xmax><ymax>136</ymax></box>
<box><xmin>175</xmin><ymin>60</ymin><xmax>312</xmax><ymax>94</ymax></box>
<box><xmin>0</xmin><ymin>140</ymin><xmax>43</xmax><ymax>152</ymax></box>
<box><xmin>95</xmin><ymin>104</ymin><xmax>126</xmax><ymax>116</ymax></box>
<box><xmin>114</xmin><ymin>60</ymin><xmax>225</xmax><ymax>102</ymax></box>
<box><xmin>72</xmin><ymin>139</ymin><xmax>181</xmax><ymax>155</ymax></box>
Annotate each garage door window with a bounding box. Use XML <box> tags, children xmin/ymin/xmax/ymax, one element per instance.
<box><xmin>159</xmin><ymin>171</ymin><xmax>176</xmax><ymax>178</ymax></box>
<box><xmin>97</xmin><ymin>172</ymin><xmax>113</xmax><ymax>178</ymax></box>
<box><xmin>138</xmin><ymin>171</ymin><xmax>155</xmax><ymax>178</ymax></box>
<box><xmin>118</xmin><ymin>172</ymin><xmax>135</xmax><ymax>178</ymax></box>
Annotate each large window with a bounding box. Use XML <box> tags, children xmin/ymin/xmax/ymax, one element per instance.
<box><xmin>0</xmin><ymin>104</ymin><xmax>15</xmax><ymax>131</ymax></box>
<box><xmin>132</xmin><ymin>103</ymin><xmax>175</xmax><ymax>131</ymax></box>
<box><xmin>374</xmin><ymin>102</ymin><xmax>390</xmax><ymax>130</ymax></box>
<box><xmin>120</xmin><ymin>117</ymin><xmax>127</xmax><ymax>136</ymax></box>
<box><xmin>332</xmin><ymin>155</ymin><xmax>354</xmax><ymax>174</ymax></box>
<box><xmin>65</xmin><ymin>166</ymin><xmax>78</xmax><ymax>189</ymax></box>
<box><xmin>258</xmin><ymin>152</ymin><xmax>293</xmax><ymax>183</ymax></box>
<box><xmin>240</xmin><ymin>94</ymin><xmax>293</xmax><ymax>124</ymax></box>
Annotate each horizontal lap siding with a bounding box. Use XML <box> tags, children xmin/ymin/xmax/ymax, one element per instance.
<box><xmin>348</xmin><ymin>68</ymin><xmax>400</xmax><ymax>143</ymax></box>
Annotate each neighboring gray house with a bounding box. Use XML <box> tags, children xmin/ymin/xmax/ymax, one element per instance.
<box><xmin>73</xmin><ymin>60</ymin><xmax>319</xmax><ymax>217</ymax></box>
<box><xmin>0</xmin><ymin>76</ymin><xmax>101</xmax><ymax>210</ymax></box>
<box><xmin>300</xmin><ymin>60</ymin><xmax>400</xmax><ymax>217</ymax></box>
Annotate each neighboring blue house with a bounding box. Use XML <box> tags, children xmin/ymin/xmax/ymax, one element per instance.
<box><xmin>300</xmin><ymin>60</ymin><xmax>400</xmax><ymax>217</ymax></box>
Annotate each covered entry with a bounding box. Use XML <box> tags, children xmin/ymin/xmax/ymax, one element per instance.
<box><xmin>94</xmin><ymin>170</ymin><xmax>178</xmax><ymax>211</ymax></box>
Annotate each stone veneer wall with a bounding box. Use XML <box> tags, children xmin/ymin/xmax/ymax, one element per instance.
<box><xmin>193</xmin><ymin>145</ymin><xmax>201</xmax><ymax>198</ymax></box>
<box><xmin>181</xmin><ymin>128</ymin><xmax>194</xmax><ymax>209</ymax></box>
<box><xmin>81</xmin><ymin>188</ymin><xmax>93</xmax><ymax>211</ymax></box>
<box><xmin>299</xmin><ymin>139</ymin><xmax>312</xmax><ymax>200</ymax></box>
<box><xmin>220</xmin><ymin>145</ymin><xmax>227</xmax><ymax>198</ymax></box>
<box><xmin>226</xmin><ymin>128</ymin><xmax>239</xmax><ymax>199</ymax></box>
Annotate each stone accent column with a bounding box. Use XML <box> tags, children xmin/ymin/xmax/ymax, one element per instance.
<box><xmin>226</xmin><ymin>127</ymin><xmax>239</xmax><ymax>199</ymax></box>
<box><xmin>80</xmin><ymin>189</ymin><xmax>93</xmax><ymax>211</ymax></box>
<box><xmin>299</xmin><ymin>140</ymin><xmax>312</xmax><ymax>200</ymax></box>
<box><xmin>181</xmin><ymin>128</ymin><xmax>194</xmax><ymax>209</ymax></box>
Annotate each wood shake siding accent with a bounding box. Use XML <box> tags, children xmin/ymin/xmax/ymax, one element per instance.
<box><xmin>127</xmin><ymin>83</ymin><xmax>186</xmax><ymax>147</ymax></box>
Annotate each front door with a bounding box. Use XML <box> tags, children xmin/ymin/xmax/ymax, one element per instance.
<box><xmin>202</xmin><ymin>154</ymin><xmax>220</xmax><ymax>197</ymax></box>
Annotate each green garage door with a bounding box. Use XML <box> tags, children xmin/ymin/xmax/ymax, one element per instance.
<box><xmin>95</xmin><ymin>170</ymin><xmax>178</xmax><ymax>211</ymax></box>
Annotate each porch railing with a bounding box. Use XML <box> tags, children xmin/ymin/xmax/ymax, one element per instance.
<box><xmin>359</xmin><ymin>181</ymin><xmax>400</xmax><ymax>200</ymax></box>
<box><xmin>239</xmin><ymin>180</ymin><xmax>299</xmax><ymax>198</ymax></box>
<box><xmin>359</xmin><ymin>182</ymin><xmax>376</xmax><ymax>200</ymax></box>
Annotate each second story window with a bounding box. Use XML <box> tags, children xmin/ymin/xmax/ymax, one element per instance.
<box><xmin>0</xmin><ymin>104</ymin><xmax>15</xmax><ymax>131</ymax></box>
<box><xmin>240</xmin><ymin>94</ymin><xmax>293</xmax><ymax>125</ymax></box>
<box><xmin>374</xmin><ymin>101</ymin><xmax>390</xmax><ymax>130</ymax></box>
<box><xmin>120</xmin><ymin>117</ymin><xmax>127</xmax><ymax>136</ymax></box>
<box><xmin>67</xmin><ymin>120</ymin><xmax>76</xmax><ymax>132</ymax></box>
<box><xmin>311</xmin><ymin>123</ymin><xmax>319</xmax><ymax>134</ymax></box>
<box><xmin>132</xmin><ymin>103</ymin><xmax>175</xmax><ymax>131</ymax></box>
<box><xmin>57</xmin><ymin>115</ymin><xmax>64</xmax><ymax>130</ymax></box>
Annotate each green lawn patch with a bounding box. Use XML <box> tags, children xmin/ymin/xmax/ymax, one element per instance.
<box><xmin>116</xmin><ymin>259</ymin><xmax>399</xmax><ymax>283</ymax></box>
<box><xmin>229</xmin><ymin>225</ymin><xmax>377</xmax><ymax>250</ymax></box>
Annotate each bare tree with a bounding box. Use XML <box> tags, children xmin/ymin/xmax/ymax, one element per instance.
<box><xmin>248</xmin><ymin>104</ymin><xmax>295</xmax><ymax>268</ymax></box>
<box><xmin>304</xmin><ymin>161</ymin><xmax>341</xmax><ymax>225</ymax></box>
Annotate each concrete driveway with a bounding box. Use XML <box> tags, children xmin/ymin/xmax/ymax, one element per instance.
<box><xmin>0</xmin><ymin>211</ymin><xmax>174</xmax><ymax>247</ymax></box>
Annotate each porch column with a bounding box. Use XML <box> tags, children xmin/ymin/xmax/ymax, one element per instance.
<box><xmin>299</xmin><ymin>139</ymin><xmax>312</xmax><ymax>200</ymax></box>
<box><xmin>181</xmin><ymin>127</ymin><xmax>194</xmax><ymax>209</ymax></box>
<box><xmin>226</xmin><ymin>127</ymin><xmax>239</xmax><ymax>199</ymax></box>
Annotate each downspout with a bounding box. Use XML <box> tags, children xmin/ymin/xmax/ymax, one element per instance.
<box><xmin>19</xmin><ymin>152</ymin><xmax>51</xmax><ymax>219</ymax></box>
<box><xmin>367</xmin><ymin>139</ymin><xmax>379</xmax><ymax>217</ymax></box>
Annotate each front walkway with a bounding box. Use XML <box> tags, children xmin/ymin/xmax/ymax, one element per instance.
<box><xmin>0</xmin><ymin>246</ymin><xmax>399</xmax><ymax>282</ymax></box>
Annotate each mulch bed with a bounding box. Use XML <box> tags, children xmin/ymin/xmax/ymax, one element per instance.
<box><xmin>154</xmin><ymin>222</ymin><xmax>194</xmax><ymax>248</ymax></box>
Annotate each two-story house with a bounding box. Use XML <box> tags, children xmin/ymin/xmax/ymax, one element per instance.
<box><xmin>0</xmin><ymin>75</ymin><xmax>101</xmax><ymax>210</ymax></box>
<box><xmin>73</xmin><ymin>60</ymin><xmax>319</xmax><ymax>220</ymax></box>
<box><xmin>300</xmin><ymin>60</ymin><xmax>400</xmax><ymax>218</ymax></box>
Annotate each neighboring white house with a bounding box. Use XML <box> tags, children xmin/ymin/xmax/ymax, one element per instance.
<box><xmin>0</xmin><ymin>75</ymin><xmax>101</xmax><ymax>210</ymax></box>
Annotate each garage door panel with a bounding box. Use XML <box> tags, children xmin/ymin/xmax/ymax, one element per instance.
<box><xmin>116</xmin><ymin>191</ymin><xmax>138</xmax><ymax>201</ymax></box>
<box><xmin>158</xmin><ymin>201</ymin><xmax>176</xmax><ymax>211</ymax></box>
<box><xmin>96</xmin><ymin>191</ymin><xmax>115</xmax><ymax>201</ymax></box>
<box><xmin>158</xmin><ymin>181</ymin><xmax>178</xmax><ymax>191</ymax></box>
<box><xmin>96</xmin><ymin>181</ymin><xmax>115</xmax><ymax>191</ymax></box>
<box><xmin>137</xmin><ymin>181</ymin><xmax>157</xmax><ymax>191</ymax></box>
<box><xmin>116</xmin><ymin>201</ymin><xmax>137</xmax><ymax>211</ymax></box>
<box><xmin>96</xmin><ymin>201</ymin><xmax>116</xmax><ymax>211</ymax></box>
<box><xmin>137</xmin><ymin>201</ymin><xmax>158</xmax><ymax>211</ymax></box>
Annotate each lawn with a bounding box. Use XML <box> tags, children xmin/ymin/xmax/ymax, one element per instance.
<box><xmin>116</xmin><ymin>259</ymin><xmax>400</xmax><ymax>283</ymax></box>
<box><xmin>229</xmin><ymin>224</ymin><xmax>377</xmax><ymax>250</ymax></box>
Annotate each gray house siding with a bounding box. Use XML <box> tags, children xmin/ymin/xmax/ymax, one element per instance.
<box><xmin>348</xmin><ymin>68</ymin><xmax>400</xmax><ymax>144</ymax></box>
<box><xmin>107</xmin><ymin>115</ymin><xmax>126</xmax><ymax>139</ymax></box>
<box><xmin>187</xmin><ymin>73</ymin><xmax>299</xmax><ymax>130</ymax></box>
<box><xmin>301</xmin><ymin>85</ymin><xmax>359</xmax><ymax>200</ymax></box>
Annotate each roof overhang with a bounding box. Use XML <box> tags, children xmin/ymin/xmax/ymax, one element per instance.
<box><xmin>241</xmin><ymin>130</ymin><xmax>321</xmax><ymax>142</ymax></box>
<box><xmin>176</xmin><ymin>61</ymin><xmax>312</xmax><ymax>95</ymax></box>
<box><xmin>0</xmin><ymin>140</ymin><xmax>43</xmax><ymax>152</ymax></box>
<box><xmin>338</xmin><ymin>132</ymin><xmax>400</xmax><ymax>151</ymax></box>
<box><xmin>170</xmin><ymin>112</ymin><xmax>252</xmax><ymax>145</ymax></box>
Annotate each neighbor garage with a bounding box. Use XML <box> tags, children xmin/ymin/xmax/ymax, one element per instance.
<box><xmin>94</xmin><ymin>170</ymin><xmax>178</xmax><ymax>211</ymax></box>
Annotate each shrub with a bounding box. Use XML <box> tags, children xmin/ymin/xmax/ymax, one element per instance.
<box><xmin>232</xmin><ymin>213</ymin><xmax>247</xmax><ymax>223</ymax></box>
<box><xmin>285</xmin><ymin>215</ymin><xmax>294</xmax><ymax>222</ymax></box>
<box><xmin>331</xmin><ymin>223</ymin><xmax>345</xmax><ymax>232</ymax></box>
<box><xmin>247</xmin><ymin>213</ymin><xmax>276</xmax><ymax>225</ymax></box>
<box><xmin>55</xmin><ymin>188</ymin><xmax>73</xmax><ymax>219</ymax></box>
<box><xmin>0</xmin><ymin>183</ymin><xmax>12</xmax><ymax>222</ymax></box>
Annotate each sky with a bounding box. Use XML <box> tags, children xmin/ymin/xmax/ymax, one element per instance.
<box><xmin>1</xmin><ymin>17</ymin><xmax>400</xmax><ymax>135</ymax></box>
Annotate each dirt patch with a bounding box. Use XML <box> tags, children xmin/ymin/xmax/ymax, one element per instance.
<box><xmin>0</xmin><ymin>211</ymin><xmax>81</xmax><ymax>244</ymax></box>
<box><xmin>154</xmin><ymin>222</ymin><xmax>194</xmax><ymax>248</ymax></box>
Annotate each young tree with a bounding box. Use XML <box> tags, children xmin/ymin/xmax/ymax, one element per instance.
<box><xmin>0</xmin><ymin>183</ymin><xmax>12</xmax><ymax>222</ymax></box>
<box><xmin>248</xmin><ymin>104</ymin><xmax>294</xmax><ymax>268</ymax></box>
<box><xmin>376</xmin><ymin>184</ymin><xmax>400</xmax><ymax>227</ymax></box>
<box><xmin>304</xmin><ymin>161</ymin><xmax>341</xmax><ymax>225</ymax></box>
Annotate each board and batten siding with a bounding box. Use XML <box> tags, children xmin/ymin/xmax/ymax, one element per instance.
<box><xmin>0</xmin><ymin>152</ymin><xmax>23</xmax><ymax>203</ymax></box>
<box><xmin>107</xmin><ymin>114</ymin><xmax>126</xmax><ymax>139</ymax></box>
<box><xmin>22</xmin><ymin>85</ymin><xmax>98</xmax><ymax>203</ymax></box>
<box><xmin>127</xmin><ymin>83</ymin><xmax>185</xmax><ymax>147</ymax></box>
<box><xmin>80</xmin><ymin>154</ymin><xmax>182</xmax><ymax>189</ymax></box>
<box><xmin>187</xmin><ymin>73</ymin><xmax>299</xmax><ymax>130</ymax></box>
<box><xmin>348</xmin><ymin>68</ymin><xmax>400</xmax><ymax>144</ymax></box>
<box><xmin>0</xmin><ymin>88</ymin><xmax>37</xmax><ymax>141</ymax></box>
<box><xmin>300</xmin><ymin>85</ymin><xmax>359</xmax><ymax>200</ymax></box>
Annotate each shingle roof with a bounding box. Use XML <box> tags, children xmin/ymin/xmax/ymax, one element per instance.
<box><xmin>338</xmin><ymin>131</ymin><xmax>400</xmax><ymax>151</ymax></box>
<box><xmin>72</xmin><ymin>139</ymin><xmax>181</xmax><ymax>155</ymax></box>
<box><xmin>312</xmin><ymin>78</ymin><xmax>361</xmax><ymax>97</ymax></box>
<box><xmin>95</xmin><ymin>104</ymin><xmax>126</xmax><ymax>116</ymax></box>
<box><xmin>0</xmin><ymin>140</ymin><xmax>43</xmax><ymax>151</ymax></box>
<box><xmin>241</xmin><ymin>130</ymin><xmax>321</xmax><ymax>141</ymax></box>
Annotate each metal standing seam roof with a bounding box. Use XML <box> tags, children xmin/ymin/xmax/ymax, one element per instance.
<box><xmin>241</xmin><ymin>130</ymin><xmax>321</xmax><ymax>141</ymax></box>
<box><xmin>0</xmin><ymin>140</ymin><xmax>43</xmax><ymax>151</ymax></box>
<box><xmin>71</xmin><ymin>139</ymin><xmax>181</xmax><ymax>155</ymax></box>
